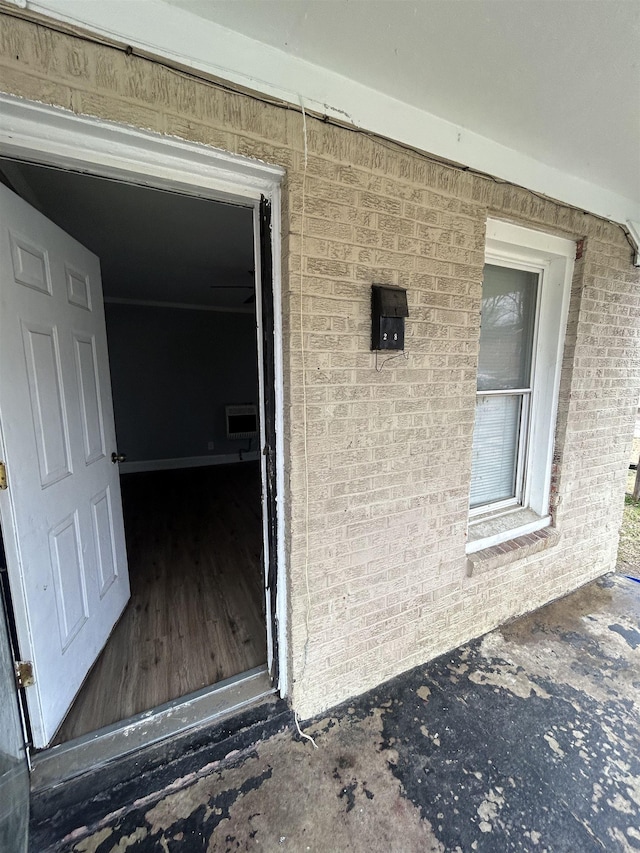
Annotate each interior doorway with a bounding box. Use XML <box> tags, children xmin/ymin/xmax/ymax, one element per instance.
<box><xmin>0</xmin><ymin>156</ymin><xmax>276</xmax><ymax>749</ymax></box>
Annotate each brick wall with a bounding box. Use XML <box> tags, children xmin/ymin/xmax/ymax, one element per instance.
<box><xmin>1</xmin><ymin>14</ymin><xmax>639</xmax><ymax>719</ymax></box>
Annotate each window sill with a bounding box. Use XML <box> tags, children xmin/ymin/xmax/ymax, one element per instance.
<box><xmin>466</xmin><ymin>526</ymin><xmax>560</xmax><ymax>577</ymax></box>
<box><xmin>466</xmin><ymin>507</ymin><xmax>551</xmax><ymax>554</ymax></box>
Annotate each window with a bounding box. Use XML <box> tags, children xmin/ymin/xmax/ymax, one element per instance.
<box><xmin>467</xmin><ymin>220</ymin><xmax>575</xmax><ymax>554</ymax></box>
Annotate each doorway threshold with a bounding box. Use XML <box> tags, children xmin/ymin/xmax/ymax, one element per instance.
<box><xmin>30</xmin><ymin>665</ymin><xmax>273</xmax><ymax>793</ymax></box>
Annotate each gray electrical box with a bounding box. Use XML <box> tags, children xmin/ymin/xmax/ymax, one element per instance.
<box><xmin>371</xmin><ymin>284</ymin><xmax>409</xmax><ymax>350</ymax></box>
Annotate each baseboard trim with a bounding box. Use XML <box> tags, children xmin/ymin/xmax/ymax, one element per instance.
<box><xmin>119</xmin><ymin>451</ymin><xmax>260</xmax><ymax>474</ymax></box>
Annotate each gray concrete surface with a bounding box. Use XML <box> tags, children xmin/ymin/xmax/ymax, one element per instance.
<box><xmin>43</xmin><ymin>574</ymin><xmax>640</xmax><ymax>852</ymax></box>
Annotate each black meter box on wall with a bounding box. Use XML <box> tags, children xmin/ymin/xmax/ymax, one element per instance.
<box><xmin>371</xmin><ymin>284</ymin><xmax>409</xmax><ymax>351</ymax></box>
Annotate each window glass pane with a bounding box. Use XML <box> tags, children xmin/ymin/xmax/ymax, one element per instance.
<box><xmin>470</xmin><ymin>394</ymin><xmax>522</xmax><ymax>508</ymax></box>
<box><xmin>477</xmin><ymin>264</ymin><xmax>538</xmax><ymax>391</ymax></box>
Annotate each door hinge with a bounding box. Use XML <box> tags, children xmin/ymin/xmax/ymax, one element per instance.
<box><xmin>15</xmin><ymin>660</ymin><xmax>35</xmax><ymax>688</ymax></box>
<box><xmin>0</xmin><ymin>461</ymin><xmax>7</xmax><ymax>490</ymax></box>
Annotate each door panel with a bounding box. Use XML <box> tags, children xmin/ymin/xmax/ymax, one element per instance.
<box><xmin>0</xmin><ymin>183</ymin><xmax>130</xmax><ymax>747</ymax></box>
<box><xmin>22</xmin><ymin>322</ymin><xmax>72</xmax><ymax>486</ymax></box>
<box><xmin>92</xmin><ymin>487</ymin><xmax>119</xmax><ymax>597</ymax></box>
<box><xmin>49</xmin><ymin>511</ymin><xmax>88</xmax><ymax>650</ymax></box>
<box><xmin>66</xmin><ymin>265</ymin><xmax>92</xmax><ymax>310</ymax></box>
<box><xmin>74</xmin><ymin>334</ymin><xmax>106</xmax><ymax>464</ymax></box>
<box><xmin>9</xmin><ymin>230</ymin><xmax>52</xmax><ymax>294</ymax></box>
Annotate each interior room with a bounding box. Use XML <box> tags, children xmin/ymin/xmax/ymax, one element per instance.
<box><xmin>0</xmin><ymin>158</ymin><xmax>267</xmax><ymax>745</ymax></box>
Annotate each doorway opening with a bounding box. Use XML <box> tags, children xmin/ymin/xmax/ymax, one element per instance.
<box><xmin>0</xmin><ymin>155</ymin><xmax>278</xmax><ymax>751</ymax></box>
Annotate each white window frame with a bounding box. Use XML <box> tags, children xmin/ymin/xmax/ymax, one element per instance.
<box><xmin>466</xmin><ymin>219</ymin><xmax>575</xmax><ymax>554</ymax></box>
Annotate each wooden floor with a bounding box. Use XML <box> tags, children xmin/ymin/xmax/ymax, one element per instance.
<box><xmin>53</xmin><ymin>463</ymin><xmax>266</xmax><ymax>745</ymax></box>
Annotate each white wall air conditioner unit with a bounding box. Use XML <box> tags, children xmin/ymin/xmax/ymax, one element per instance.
<box><xmin>225</xmin><ymin>404</ymin><xmax>258</xmax><ymax>440</ymax></box>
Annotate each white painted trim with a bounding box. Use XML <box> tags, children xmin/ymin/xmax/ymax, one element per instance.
<box><xmin>104</xmin><ymin>296</ymin><xmax>255</xmax><ymax>315</ymax></box>
<box><xmin>0</xmin><ymin>94</ymin><xmax>288</xmax><ymax>699</ymax></box>
<box><xmin>626</xmin><ymin>220</ymin><xmax>640</xmax><ymax>267</ymax></box>
<box><xmin>20</xmin><ymin>0</ymin><xmax>640</xmax><ymax>224</ymax></box>
<box><xmin>0</xmin><ymin>94</ymin><xmax>284</xmax><ymax>201</ymax></box>
<box><xmin>466</xmin><ymin>515</ymin><xmax>552</xmax><ymax>554</ymax></box>
<box><xmin>485</xmin><ymin>220</ymin><xmax>577</xmax><ymax>259</ymax></box>
<box><xmin>118</xmin><ymin>452</ymin><xmax>259</xmax><ymax>474</ymax></box>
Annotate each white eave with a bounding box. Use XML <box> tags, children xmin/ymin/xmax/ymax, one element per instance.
<box><xmin>13</xmin><ymin>0</ymin><xmax>640</xmax><ymax>230</ymax></box>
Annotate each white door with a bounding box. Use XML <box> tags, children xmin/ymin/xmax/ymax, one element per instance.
<box><xmin>0</xmin><ymin>183</ymin><xmax>130</xmax><ymax>748</ymax></box>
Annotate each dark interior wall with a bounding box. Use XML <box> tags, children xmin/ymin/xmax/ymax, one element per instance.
<box><xmin>105</xmin><ymin>304</ymin><xmax>259</xmax><ymax>462</ymax></box>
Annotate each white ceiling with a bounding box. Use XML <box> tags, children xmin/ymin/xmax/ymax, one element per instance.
<box><xmin>25</xmin><ymin>0</ymin><xmax>640</xmax><ymax>225</ymax></box>
<box><xmin>162</xmin><ymin>0</ymin><xmax>639</xmax><ymax>205</ymax></box>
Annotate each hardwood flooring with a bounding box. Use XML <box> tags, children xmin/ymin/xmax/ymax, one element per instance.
<box><xmin>53</xmin><ymin>463</ymin><xmax>266</xmax><ymax>745</ymax></box>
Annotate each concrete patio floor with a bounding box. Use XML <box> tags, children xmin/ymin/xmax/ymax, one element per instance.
<box><xmin>37</xmin><ymin>573</ymin><xmax>640</xmax><ymax>852</ymax></box>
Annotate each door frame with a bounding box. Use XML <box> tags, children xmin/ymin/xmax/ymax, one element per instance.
<box><xmin>0</xmin><ymin>93</ymin><xmax>289</xmax><ymax>723</ymax></box>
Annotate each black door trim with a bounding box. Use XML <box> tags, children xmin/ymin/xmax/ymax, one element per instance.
<box><xmin>259</xmin><ymin>195</ymin><xmax>279</xmax><ymax>687</ymax></box>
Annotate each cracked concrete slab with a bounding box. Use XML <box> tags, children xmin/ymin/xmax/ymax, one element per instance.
<box><xmin>40</xmin><ymin>574</ymin><xmax>640</xmax><ymax>852</ymax></box>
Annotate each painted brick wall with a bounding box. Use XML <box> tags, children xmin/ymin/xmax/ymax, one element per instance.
<box><xmin>1</xmin><ymin>14</ymin><xmax>638</xmax><ymax>719</ymax></box>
